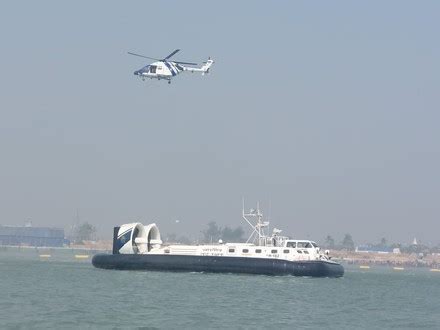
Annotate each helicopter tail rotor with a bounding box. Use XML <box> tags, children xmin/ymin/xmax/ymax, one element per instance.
<box><xmin>201</xmin><ymin>57</ymin><xmax>214</xmax><ymax>75</ymax></box>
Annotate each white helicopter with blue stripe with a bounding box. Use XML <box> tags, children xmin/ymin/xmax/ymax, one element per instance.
<box><xmin>128</xmin><ymin>49</ymin><xmax>214</xmax><ymax>84</ymax></box>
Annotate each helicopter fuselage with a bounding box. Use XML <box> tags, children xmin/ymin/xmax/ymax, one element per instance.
<box><xmin>128</xmin><ymin>49</ymin><xmax>213</xmax><ymax>84</ymax></box>
<box><xmin>134</xmin><ymin>61</ymin><xmax>182</xmax><ymax>81</ymax></box>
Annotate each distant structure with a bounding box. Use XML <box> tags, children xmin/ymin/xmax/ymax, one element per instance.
<box><xmin>0</xmin><ymin>224</ymin><xmax>65</xmax><ymax>247</ymax></box>
<box><xmin>355</xmin><ymin>245</ymin><xmax>394</xmax><ymax>254</ymax></box>
<box><xmin>412</xmin><ymin>237</ymin><xmax>418</xmax><ymax>245</ymax></box>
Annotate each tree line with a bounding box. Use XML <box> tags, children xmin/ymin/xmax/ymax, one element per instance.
<box><xmin>201</xmin><ymin>221</ymin><xmax>245</xmax><ymax>243</ymax></box>
<box><xmin>324</xmin><ymin>234</ymin><xmax>355</xmax><ymax>251</ymax></box>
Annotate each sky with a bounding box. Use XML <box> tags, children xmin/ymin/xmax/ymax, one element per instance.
<box><xmin>0</xmin><ymin>1</ymin><xmax>439</xmax><ymax>245</ymax></box>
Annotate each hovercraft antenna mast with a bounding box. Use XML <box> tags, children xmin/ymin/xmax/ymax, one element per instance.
<box><xmin>242</xmin><ymin>199</ymin><xmax>270</xmax><ymax>246</ymax></box>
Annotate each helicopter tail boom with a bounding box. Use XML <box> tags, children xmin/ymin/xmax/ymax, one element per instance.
<box><xmin>182</xmin><ymin>58</ymin><xmax>214</xmax><ymax>75</ymax></box>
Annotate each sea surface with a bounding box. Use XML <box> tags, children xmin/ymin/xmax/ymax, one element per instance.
<box><xmin>1</xmin><ymin>248</ymin><xmax>439</xmax><ymax>329</ymax></box>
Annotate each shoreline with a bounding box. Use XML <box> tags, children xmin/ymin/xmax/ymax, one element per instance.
<box><xmin>2</xmin><ymin>244</ymin><xmax>440</xmax><ymax>270</ymax></box>
<box><xmin>331</xmin><ymin>250</ymin><xmax>440</xmax><ymax>269</ymax></box>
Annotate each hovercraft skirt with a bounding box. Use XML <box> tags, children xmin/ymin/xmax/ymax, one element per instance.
<box><xmin>92</xmin><ymin>254</ymin><xmax>344</xmax><ymax>277</ymax></box>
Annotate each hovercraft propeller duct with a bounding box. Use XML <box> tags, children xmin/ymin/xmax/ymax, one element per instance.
<box><xmin>113</xmin><ymin>223</ymin><xmax>162</xmax><ymax>254</ymax></box>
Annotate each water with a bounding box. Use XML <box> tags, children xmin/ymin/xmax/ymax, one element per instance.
<box><xmin>1</xmin><ymin>250</ymin><xmax>439</xmax><ymax>329</ymax></box>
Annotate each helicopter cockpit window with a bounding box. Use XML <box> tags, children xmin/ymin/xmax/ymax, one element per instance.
<box><xmin>150</xmin><ymin>65</ymin><xmax>157</xmax><ymax>74</ymax></box>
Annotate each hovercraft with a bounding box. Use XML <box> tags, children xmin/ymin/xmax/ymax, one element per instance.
<box><xmin>93</xmin><ymin>203</ymin><xmax>344</xmax><ymax>278</ymax></box>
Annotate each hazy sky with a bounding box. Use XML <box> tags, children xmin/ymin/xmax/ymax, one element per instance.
<box><xmin>1</xmin><ymin>1</ymin><xmax>439</xmax><ymax>245</ymax></box>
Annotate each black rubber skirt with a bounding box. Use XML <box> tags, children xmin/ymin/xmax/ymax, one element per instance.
<box><xmin>92</xmin><ymin>254</ymin><xmax>344</xmax><ymax>278</ymax></box>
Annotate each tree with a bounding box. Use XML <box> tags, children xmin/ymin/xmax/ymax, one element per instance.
<box><xmin>202</xmin><ymin>222</ymin><xmax>245</xmax><ymax>243</ymax></box>
<box><xmin>75</xmin><ymin>222</ymin><xmax>96</xmax><ymax>243</ymax></box>
<box><xmin>379</xmin><ymin>237</ymin><xmax>387</xmax><ymax>248</ymax></box>
<box><xmin>221</xmin><ymin>226</ymin><xmax>245</xmax><ymax>243</ymax></box>
<box><xmin>341</xmin><ymin>233</ymin><xmax>355</xmax><ymax>251</ymax></box>
<box><xmin>202</xmin><ymin>221</ymin><xmax>221</xmax><ymax>243</ymax></box>
<box><xmin>324</xmin><ymin>235</ymin><xmax>335</xmax><ymax>249</ymax></box>
<box><xmin>164</xmin><ymin>233</ymin><xmax>192</xmax><ymax>244</ymax></box>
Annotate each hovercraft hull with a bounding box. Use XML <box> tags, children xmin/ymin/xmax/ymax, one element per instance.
<box><xmin>92</xmin><ymin>253</ymin><xmax>344</xmax><ymax>278</ymax></box>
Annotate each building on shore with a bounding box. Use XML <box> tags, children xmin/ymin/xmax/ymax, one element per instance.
<box><xmin>0</xmin><ymin>225</ymin><xmax>65</xmax><ymax>247</ymax></box>
<box><xmin>355</xmin><ymin>245</ymin><xmax>396</xmax><ymax>254</ymax></box>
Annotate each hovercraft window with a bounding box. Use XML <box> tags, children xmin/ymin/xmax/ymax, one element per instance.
<box><xmin>297</xmin><ymin>242</ymin><xmax>312</xmax><ymax>248</ymax></box>
<box><xmin>228</xmin><ymin>248</ymin><xmax>235</xmax><ymax>253</ymax></box>
<box><xmin>255</xmin><ymin>249</ymin><xmax>262</xmax><ymax>253</ymax></box>
<box><xmin>304</xmin><ymin>250</ymin><xmax>309</xmax><ymax>254</ymax></box>
<box><xmin>297</xmin><ymin>250</ymin><xmax>303</xmax><ymax>254</ymax></box>
<box><xmin>271</xmin><ymin>249</ymin><xmax>277</xmax><ymax>254</ymax></box>
<box><xmin>242</xmin><ymin>249</ymin><xmax>249</xmax><ymax>253</ymax></box>
<box><xmin>283</xmin><ymin>249</ymin><xmax>289</xmax><ymax>254</ymax></box>
<box><xmin>286</xmin><ymin>242</ymin><xmax>296</xmax><ymax>248</ymax></box>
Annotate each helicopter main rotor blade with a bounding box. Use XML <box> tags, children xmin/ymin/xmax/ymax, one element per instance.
<box><xmin>173</xmin><ymin>61</ymin><xmax>198</xmax><ymax>66</ymax></box>
<box><xmin>127</xmin><ymin>52</ymin><xmax>160</xmax><ymax>61</ymax></box>
<box><xmin>163</xmin><ymin>49</ymin><xmax>180</xmax><ymax>60</ymax></box>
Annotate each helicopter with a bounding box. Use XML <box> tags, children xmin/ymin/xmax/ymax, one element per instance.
<box><xmin>128</xmin><ymin>49</ymin><xmax>214</xmax><ymax>84</ymax></box>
